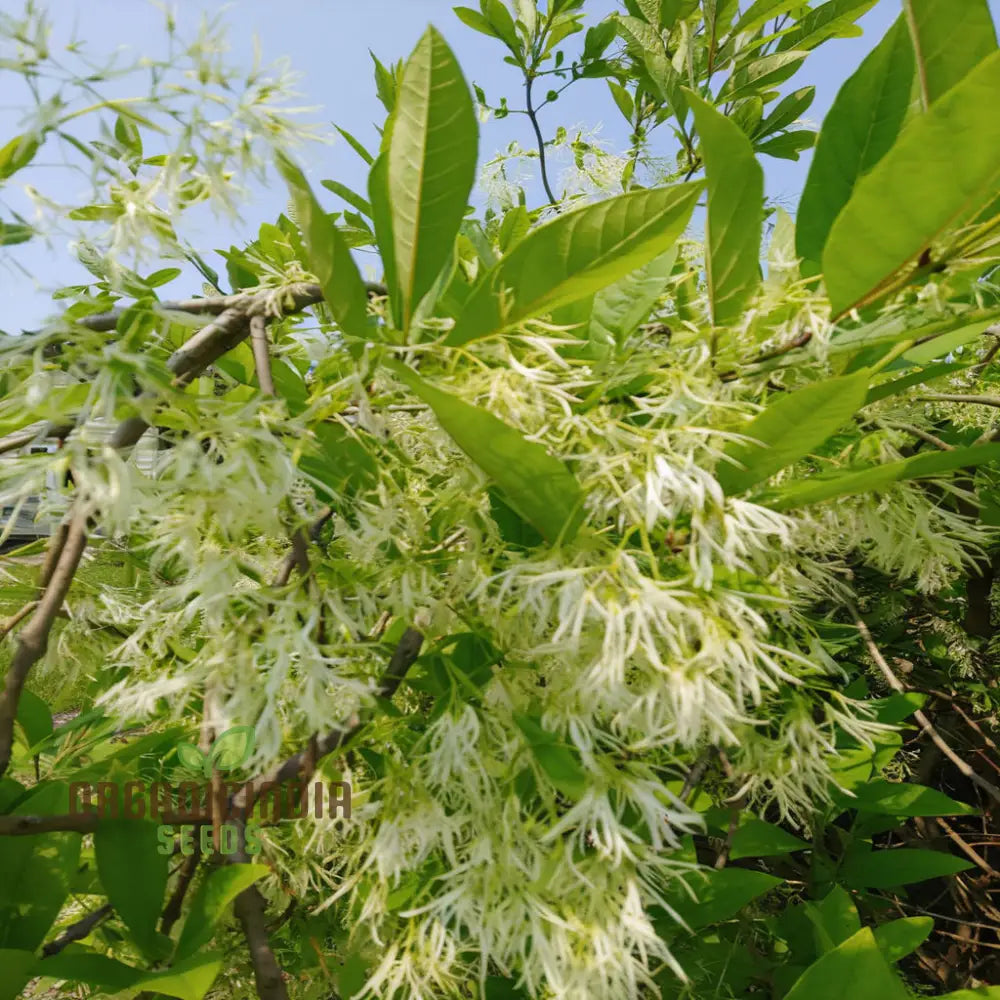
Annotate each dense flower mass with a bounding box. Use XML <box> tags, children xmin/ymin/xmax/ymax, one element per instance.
<box><xmin>2</xmin><ymin>2</ymin><xmax>999</xmax><ymax>998</ymax></box>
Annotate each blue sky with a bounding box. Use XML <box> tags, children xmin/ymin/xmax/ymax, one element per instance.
<box><xmin>0</xmin><ymin>0</ymin><xmax>996</xmax><ymax>330</ymax></box>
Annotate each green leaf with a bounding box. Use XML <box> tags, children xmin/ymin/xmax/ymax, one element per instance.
<box><xmin>0</xmin><ymin>949</ymin><xmax>37</xmax><ymax>1000</ymax></box>
<box><xmin>873</xmin><ymin>916</ymin><xmax>934</xmax><ymax>963</ymax></box>
<box><xmin>686</xmin><ymin>92</ymin><xmax>763</xmax><ymax>326</ymax></box>
<box><xmin>513</xmin><ymin>713</ymin><xmax>588</xmax><ymax>800</ymax></box>
<box><xmin>386</xmin><ymin>362</ymin><xmax>584</xmax><ymax>543</ymax></box>
<box><xmin>15</xmin><ymin>688</ymin><xmax>52</xmax><ymax>748</ymax></box>
<box><xmin>0</xmin><ymin>782</ymin><xmax>80</xmax><ymax>952</ymax></box>
<box><xmin>730</xmin><ymin>819</ymin><xmax>808</xmax><ymax>860</ymax></box>
<box><xmin>765</xmin><ymin>443</ymin><xmax>1000</xmax><ymax>509</ymax></box>
<box><xmin>276</xmin><ymin>154</ymin><xmax>370</xmax><ymax>340</ymax></box>
<box><xmin>717</xmin><ymin>371</ymin><xmax>870</xmax><ymax>495</ymax></box>
<box><xmin>586</xmin><ymin>249</ymin><xmax>676</xmax><ymax>354</ymax></box>
<box><xmin>132</xmin><ymin>952</ymin><xmax>224</xmax><ymax>1000</ymax></box>
<box><xmin>607</xmin><ymin>79</ymin><xmax>635</xmax><ymax>122</ymax></box>
<box><xmin>36</xmin><ymin>952</ymin><xmax>144</xmax><ymax>992</ymax></box>
<box><xmin>298</xmin><ymin>422</ymin><xmax>377</xmax><ymax>501</ymax></box>
<box><xmin>841</xmin><ymin>848</ymin><xmax>974</xmax><ymax>889</ymax></box>
<box><xmin>321</xmin><ymin>179</ymin><xmax>372</xmax><ymax>218</ymax></box>
<box><xmin>845</xmin><ymin>780</ymin><xmax>976</xmax><ymax>817</ymax></box>
<box><xmin>0</xmin><ymin>220</ymin><xmax>32</xmax><ymax>246</ymax></box>
<box><xmin>454</xmin><ymin>6</ymin><xmax>504</xmax><ymax>40</ymax></box>
<box><xmin>369</xmin><ymin>152</ymin><xmax>401</xmax><ymax>318</ymax></box>
<box><xmin>175</xmin><ymin>864</ymin><xmax>270</xmax><ymax>959</ymax></box>
<box><xmin>784</xmin><ymin>927</ymin><xmax>909</xmax><ymax>1000</ymax></box>
<box><xmin>389</xmin><ymin>27</ymin><xmax>478</xmax><ymax>329</ymax></box>
<box><xmin>805</xmin><ymin>886</ymin><xmax>860</xmax><ymax>951</ymax></box>
<box><xmin>756</xmin><ymin>86</ymin><xmax>816</xmax><ymax>139</ymax></box>
<box><xmin>334</xmin><ymin>124</ymin><xmax>375</xmax><ymax>165</ymax></box>
<box><xmin>903</xmin><ymin>317</ymin><xmax>997</xmax><ymax>364</ymax></box>
<box><xmin>94</xmin><ymin>818</ymin><xmax>170</xmax><ymax>956</ymax></box>
<box><xmin>777</xmin><ymin>0</ymin><xmax>880</xmax><ymax>53</ymax></box>
<box><xmin>447</xmin><ymin>182</ymin><xmax>701</xmax><ymax>344</ymax></box>
<box><xmin>939</xmin><ymin>990</ymin><xmax>1000</xmax><ymax>1000</ymax></box>
<box><xmin>823</xmin><ymin>50</ymin><xmax>1000</xmax><ymax>316</ymax></box>
<box><xmin>662</xmin><ymin>868</ymin><xmax>782</xmax><ymax>930</ymax></box>
<box><xmin>0</xmin><ymin>133</ymin><xmax>40</xmax><ymax>180</ymax></box>
<box><xmin>734</xmin><ymin>0</ymin><xmax>805</xmax><ymax>36</ymax></box>
<box><xmin>797</xmin><ymin>17</ymin><xmax>914</xmax><ymax>272</ymax></box>
<box><xmin>903</xmin><ymin>0</ymin><xmax>997</xmax><ymax>108</ymax></box>
<box><xmin>755</xmin><ymin>130</ymin><xmax>816</xmax><ymax>161</ymax></box>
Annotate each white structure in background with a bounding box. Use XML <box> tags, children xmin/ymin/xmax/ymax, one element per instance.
<box><xmin>0</xmin><ymin>421</ymin><xmax>159</xmax><ymax>545</ymax></box>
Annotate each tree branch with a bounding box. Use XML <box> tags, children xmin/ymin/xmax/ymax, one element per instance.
<box><xmin>525</xmin><ymin>75</ymin><xmax>558</xmax><ymax>207</ymax></box>
<box><xmin>41</xmin><ymin>903</ymin><xmax>113</xmax><ymax>957</ymax></box>
<box><xmin>0</xmin><ymin>518</ymin><xmax>88</xmax><ymax>777</ymax></box>
<box><xmin>852</xmin><ymin>609</ymin><xmax>1000</xmax><ymax>807</ymax></box>
<box><xmin>919</xmin><ymin>393</ymin><xmax>1000</xmax><ymax>409</ymax></box>
<box><xmin>249</xmin><ymin>314</ymin><xmax>275</xmax><ymax>397</ymax></box>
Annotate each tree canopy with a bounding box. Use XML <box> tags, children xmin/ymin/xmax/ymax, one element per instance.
<box><xmin>1</xmin><ymin>1</ymin><xmax>1000</xmax><ymax>998</ymax></box>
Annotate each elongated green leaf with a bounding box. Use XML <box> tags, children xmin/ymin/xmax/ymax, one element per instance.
<box><xmin>334</xmin><ymin>124</ymin><xmax>374</xmax><ymax>165</ymax></box>
<box><xmin>939</xmin><ymin>990</ymin><xmax>1000</xmax><ymax>1000</ymax></box>
<box><xmin>784</xmin><ymin>927</ymin><xmax>909</xmax><ymax>1000</ymax></box>
<box><xmin>730</xmin><ymin>819</ymin><xmax>808</xmax><ymax>860</ymax></box>
<box><xmin>276</xmin><ymin>155</ymin><xmax>369</xmax><ymax>340</ymax></box>
<box><xmin>686</xmin><ymin>93</ymin><xmax>763</xmax><ymax>326</ymax></box>
<box><xmin>903</xmin><ymin>317</ymin><xmax>997</xmax><ymax>363</ymax></box>
<box><xmin>841</xmin><ymin>848</ymin><xmax>973</xmax><ymax>889</ymax></box>
<box><xmin>722</xmin><ymin>51</ymin><xmax>807</xmax><ymax>102</ymax></box>
<box><xmin>586</xmin><ymin>249</ymin><xmax>676</xmax><ymax>353</ymax></box>
<box><xmin>0</xmin><ymin>782</ymin><xmax>80</xmax><ymax>952</ymax></box>
<box><xmin>717</xmin><ymin>371</ymin><xmax>870</xmax><ymax>495</ymax></box>
<box><xmin>873</xmin><ymin>917</ymin><xmax>934</xmax><ymax>962</ymax></box>
<box><xmin>321</xmin><ymin>179</ymin><xmax>372</xmax><ymax>218</ymax></box>
<box><xmin>176</xmin><ymin>864</ymin><xmax>270</xmax><ymax>959</ymax></box>
<box><xmin>661</xmin><ymin>868</ymin><xmax>782</xmax><ymax>930</ymax></box>
<box><xmin>0</xmin><ymin>220</ymin><xmax>32</xmax><ymax>245</ymax></box>
<box><xmin>390</xmin><ymin>27</ymin><xmax>478</xmax><ymax>328</ymax></box>
<box><xmin>94</xmin><ymin>819</ymin><xmax>169</xmax><ymax>957</ymax></box>
<box><xmin>132</xmin><ymin>952</ymin><xmax>224</xmax><ymax>1000</ymax></box>
<box><xmin>903</xmin><ymin>0</ymin><xmax>997</xmax><ymax>108</ymax></box>
<box><xmin>514</xmin><ymin>713</ymin><xmax>588</xmax><ymax>800</ymax></box>
<box><xmin>797</xmin><ymin>17</ymin><xmax>913</xmax><ymax>270</ymax></box>
<box><xmin>448</xmin><ymin>182</ymin><xmax>701</xmax><ymax>345</ymax></box>
<box><xmin>846</xmin><ymin>780</ymin><xmax>976</xmax><ymax>817</ymax></box>
<box><xmin>0</xmin><ymin>133</ymin><xmax>39</xmax><ymax>181</ymax></box>
<box><xmin>734</xmin><ymin>0</ymin><xmax>804</xmax><ymax>36</ymax></box>
<box><xmin>865</xmin><ymin>361</ymin><xmax>967</xmax><ymax>404</ymax></box>
<box><xmin>823</xmin><ymin>51</ymin><xmax>1000</xmax><ymax>316</ymax></box>
<box><xmin>805</xmin><ymin>886</ymin><xmax>861</xmax><ymax>951</ymax></box>
<box><xmin>386</xmin><ymin>362</ymin><xmax>584</xmax><ymax>543</ymax></box>
<box><xmin>0</xmin><ymin>950</ymin><xmax>37</xmax><ymax>1000</ymax></box>
<box><xmin>756</xmin><ymin>86</ymin><xmax>816</xmax><ymax>139</ymax></box>
<box><xmin>369</xmin><ymin>152</ymin><xmax>400</xmax><ymax>317</ymax></box>
<box><xmin>767</xmin><ymin>443</ymin><xmax>1000</xmax><ymax>509</ymax></box>
<box><xmin>36</xmin><ymin>952</ymin><xmax>144</xmax><ymax>991</ymax></box>
<box><xmin>777</xmin><ymin>0</ymin><xmax>879</xmax><ymax>53</ymax></box>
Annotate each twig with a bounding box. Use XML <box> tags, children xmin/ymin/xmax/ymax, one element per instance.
<box><xmin>41</xmin><ymin>903</ymin><xmax>113</xmax><ymax>956</ymax></box>
<box><xmin>886</xmin><ymin>421</ymin><xmax>955</xmax><ymax>451</ymax></box>
<box><xmin>74</xmin><ymin>282</ymin><xmax>386</xmax><ymax>333</ymax></box>
<box><xmin>233</xmin><ymin>876</ymin><xmax>289</xmax><ymax>1000</ymax></box>
<box><xmin>852</xmin><ymin>609</ymin><xmax>1000</xmax><ymax>807</ymax></box>
<box><xmin>159</xmin><ymin>845</ymin><xmax>203</xmax><ymax>935</ymax></box>
<box><xmin>231</xmin><ymin>627</ymin><xmax>423</xmax><ymax>816</ymax></box>
<box><xmin>0</xmin><ymin>601</ymin><xmax>38</xmax><ymax>641</ymax></box>
<box><xmin>273</xmin><ymin>507</ymin><xmax>333</xmax><ymax>589</ymax></box>
<box><xmin>935</xmin><ymin>815</ymin><xmax>998</xmax><ymax>877</ymax></box>
<box><xmin>918</xmin><ymin>393</ymin><xmax>1000</xmax><ymax>408</ymax></box>
<box><xmin>250</xmin><ymin>314</ymin><xmax>275</xmax><ymax>397</ymax></box>
<box><xmin>525</xmin><ymin>75</ymin><xmax>558</xmax><ymax>206</ymax></box>
<box><xmin>0</xmin><ymin>518</ymin><xmax>88</xmax><ymax>777</ymax></box>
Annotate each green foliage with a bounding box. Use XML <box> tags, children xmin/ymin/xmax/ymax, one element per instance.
<box><xmin>2</xmin><ymin>1</ymin><xmax>1000</xmax><ymax>998</ymax></box>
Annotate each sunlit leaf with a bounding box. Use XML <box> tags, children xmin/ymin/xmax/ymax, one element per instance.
<box><xmin>797</xmin><ymin>17</ymin><xmax>914</xmax><ymax>271</ymax></box>
<box><xmin>447</xmin><ymin>182</ymin><xmax>701</xmax><ymax>344</ymax></box>
<box><xmin>822</xmin><ymin>51</ymin><xmax>1000</xmax><ymax>315</ymax></box>
<box><xmin>389</xmin><ymin>27</ymin><xmax>478</xmax><ymax>329</ymax></box>
<box><xmin>386</xmin><ymin>361</ymin><xmax>584</xmax><ymax>543</ymax></box>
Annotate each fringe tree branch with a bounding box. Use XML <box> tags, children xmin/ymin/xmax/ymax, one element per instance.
<box><xmin>41</xmin><ymin>903</ymin><xmax>113</xmax><ymax>957</ymax></box>
<box><xmin>250</xmin><ymin>314</ymin><xmax>276</xmax><ymax>397</ymax></box>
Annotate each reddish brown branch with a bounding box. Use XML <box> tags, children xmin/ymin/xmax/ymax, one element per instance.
<box><xmin>250</xmin><ymin>314</ymin><xmax>276</xmax><ymax>396</ymax></box>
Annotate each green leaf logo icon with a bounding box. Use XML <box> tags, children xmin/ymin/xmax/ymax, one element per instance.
<box><xmin>176</xmin><ymin>741</ymin><xmax>209</xmax><ymax>776</ymax></box>
<box><xmin>209</xmin><ymin>725</ymin><xmax>255</xmax><ymax>773</ymax></box>
<box><xmin>175</xmin><ymin>726</ymin><xmax>255</xmax><ymax>777</ymax></box>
